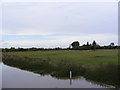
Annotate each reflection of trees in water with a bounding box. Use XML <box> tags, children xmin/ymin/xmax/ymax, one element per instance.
<box><xmin>3</xmin><ymin>55</ymin><xmax>120</xmax><ymax>88</ymax></box>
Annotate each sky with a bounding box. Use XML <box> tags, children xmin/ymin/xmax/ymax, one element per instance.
<box><xmin>1</xmin><ymin>0</ymin><xmax>119</xmax><ymax>2</ymax></box>
<box><xmin>1</xmin><ymin>0</ymin><xmax>118</xmax><ymax>48</ymax></box>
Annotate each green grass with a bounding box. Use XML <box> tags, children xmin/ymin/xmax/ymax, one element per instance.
<box><xmin>3</xmin><ymin>49</ymin><xmax>118</xmax><ymax>66</ymax></box>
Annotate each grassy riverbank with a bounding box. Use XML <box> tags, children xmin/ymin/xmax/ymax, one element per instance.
<box><xmin>2</xmin><ymin>49</ymin><xmax>119</xmax><ymax>87</ymax></box>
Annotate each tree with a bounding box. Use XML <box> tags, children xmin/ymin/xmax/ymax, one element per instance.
<box><xmin>87</xmin><ymin>42</ymin><xmax>89</xmax><ymax>46</ymax></box>
<box><xmin>110</xmin><ymin>43</ymin><xmax>114</xmax><ymax>47</ymax></box>
<box><xmin>86</xmin><ymin>42</ymin><xmax>91</xmax><ymax>50</ymax></box>
<box><xmin>92</xmin><ymin>40</ymin><xmax>97</xmax><ymax>50</ymax></box>
<box><xmin>71</xmin><ymin>41</ymin><xmax>80</xmax><ymax>49</ymax></box>
<box><xmin>10</xmin><ymin>47</ymin><xmax>15</xmax><ymax>52</ymax></box>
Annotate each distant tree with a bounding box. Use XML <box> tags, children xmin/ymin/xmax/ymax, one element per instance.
<box><xmin>55</xmin><ymin>47</ymin><xmax>62</xmax><ymax>50</ymax></box>
<box><xmin>11</xmin><ymin>47</ymin><xmax>15</xmax><ymax>49</ymax></box>
<box><xmin>31</xmin><ymin>47</ymin><xmax>37</xmax><ymax>51</ymax></box>
<box><xmin>110</xmin><ymin>43</ymin><xmax>114</xmax><ymax>47</ymax></box>
<box><xmin>10</xmin><ymin>47</ymin><xmax>15</xmax><ymax>51</ymax></box>
<box><xmin>86</xmin><ymin>42</ymin><xmax>91</xmax><ymax>50</ymax></box>
<box><xmin>92</xmin><ymin>40</ymin><xmax>97</xmax><ymax>50</ymax></box>
<box><xmin>18</xmin><ymin>48</ymin><xmax>25</xmax><ymax>51</ymax></box>
<box><xmin>4</xmin><ymin>48</ymin><xmax>9</xmax><ymax>52</ymax></box>
<box><xmin>87</xmin><ymin>42</ymin><xmax>89</xmax><ymax>46</ymax></box>
<box><xmin>71</xmin><ymin>41</ymin><xmax>80</xmax><ymax>49</ymax></box>
<box><xmin>107</xmin><ymin>42</ymin><xmax>115</xmax><ymax>49</ymax></box>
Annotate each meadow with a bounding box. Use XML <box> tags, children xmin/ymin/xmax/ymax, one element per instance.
<box><xmin>2</xmin><ymin>49</ymin><xmax>119</xmax><ymax>87</ymax></box>
<box><xmin>3</xmin><ymin>49</ymin><xmax>118</xmax><ymax>65</ymax></box>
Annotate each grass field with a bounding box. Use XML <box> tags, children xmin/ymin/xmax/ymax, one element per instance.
<box><xmin>3</xmin><ymin>49</ymin><xmax>118</xmax><ymax>65</ymax></box>
<box><xmin>2</xmin><ymin>49</ymin><xmax>119</xmax><ymax>87</ymax></box>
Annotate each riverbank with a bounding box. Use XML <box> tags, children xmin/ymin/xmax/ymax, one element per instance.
<box><xmin>2</xmin><ymin>49</ymin><xmax>119</xmax><ymax>87</ymax></box>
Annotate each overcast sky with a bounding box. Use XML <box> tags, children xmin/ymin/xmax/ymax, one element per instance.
<box><xmin>1</xmin><ymin>1</ymin><xmax>118</xmax><ymax>48</ymax></box>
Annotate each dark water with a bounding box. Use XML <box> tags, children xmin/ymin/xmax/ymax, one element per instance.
<box><xmin>1</xmin><ymin>63</ymin><xmax>108</xmax><ymax>88</ymax></box>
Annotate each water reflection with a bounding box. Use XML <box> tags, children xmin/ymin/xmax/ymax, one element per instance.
<box><xmin>2</xmin><ymin>54</ymin><xmax>119</xmax><ymax>88</ymax></box>
<box><xmin>2</xmin><ymin>63</ymin><xmax>107</xmax><ymax>88</ymax></box>
<box><xmin>3</xmin><ymin>58</ymin><xmax>119</xmax><ymax>88</ymax></box>
<box><xmin>70</xmin><ymin>79</ymin><xmax>72</xmax><ymax>85</ymax></box>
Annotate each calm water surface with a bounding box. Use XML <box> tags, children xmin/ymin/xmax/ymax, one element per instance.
<box><xmin>1</xmin><ymin>63</ymin><xmax>107</xmax><ymax>88</ymax></box>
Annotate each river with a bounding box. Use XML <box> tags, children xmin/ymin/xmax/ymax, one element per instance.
<box><xmin>0</xmin><ymin>63</ymin><xmax>109</xmax><ymax>88</ymax></box>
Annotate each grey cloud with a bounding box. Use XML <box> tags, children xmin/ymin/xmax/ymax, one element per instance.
<box><xmin>2</xmin><ymin>2</ymin><xmax>118</xmax><ymax>35</ymax></box>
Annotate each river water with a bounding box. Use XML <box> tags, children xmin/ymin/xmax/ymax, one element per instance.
<box><xmin>1</xmin><ymin>63</ymin><xmax>107</xmax><ymax>88</ymax></box>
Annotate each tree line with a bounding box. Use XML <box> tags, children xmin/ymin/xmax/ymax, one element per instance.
<box><xmin>70</xmin><ymin>41</ymin><xmax>118</xmax><ymax>50</ymax></box>
<box><xmin>2</xmin><ymin>40</ymin><xmax>120</xmax><ymax>52</ymax></box>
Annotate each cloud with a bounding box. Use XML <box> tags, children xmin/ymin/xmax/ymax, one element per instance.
<box><xmin>0</xmin><ymin>3</ymin><xmax>1</xmax><ymax>23</ymax></box>
<box><xmin>0</xmin><ymin>3</ymin><xmax>2</xmax><ymax>48</ymax></box>
<box><xmin>2</xmin><ymin>2</ymin><xmax>118</xmax><ymax>35</ymax></box>
<box><xmin>1</xmin><ymin>0</ymin><xmax>119</xmax><ymax>2</ymax></box>
<box><xmin>2</xmin><ymin>33</ymin><xmax>118</xmax><ymax>48</ymax></box>
<box><xmin>1</xmin><ymin>2</ymin><xmax>118</xmax><ymax>48</ymax></box>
